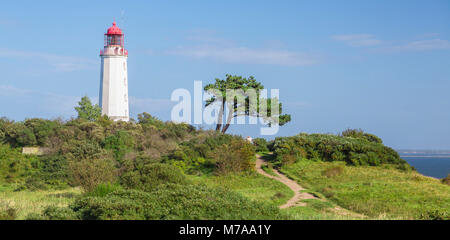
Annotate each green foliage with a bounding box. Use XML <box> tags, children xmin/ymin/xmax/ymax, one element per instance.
<box><xmin>121</xmin><ymin>163</ymin><xmax>189</xmax><ymax>192</ymax></box>
<box><xmin>24</xmin><ymin>118</ymin><xmax>61</xmax><ymax>146</ymax></box>
<box><xmin>253</xmin><ymin>138</ymin><xmax>269</xmax><ymax>152</ymax></box>
<box><xmin>75</xmin><ymin>96</ymin><xmax>101</xmax><ymax>122</ymax></box>
<box><xmin>165</xmin><ymin>132</ymin><xmax>255</xmax><ymax>175</ymax></box>
<box><xmin>0</xmin><ymin>144</ymin><xmax>38</xmax><ymax>183</ymax></box>
<box><xmin>0</xmin><ymin>207</ymin><xmax>17</xmax><ymax>220</ymax></box>
<box><xmin>204</xmin><ymin>74</ymin><xmax>291</xmax><ymax>133</ymax></box>
<box><xmin>442</xmin><ymin>174</ymin><xmax>450</xmax><ymax>186</ymax></box>
<box><xmin>271</xmin><ymin>132</ymin><xmax>408</xmax><ymax>169</ymax></box>
<box><xmin>341</xmin><ymin>128</ymin><xmax>383</xmax><ymax>144</ymax></box>
<box><xmin>85</xmin><ymin>183</ymin><xmax>123</xmax><ymax>198</ymax></box>
<box><xmin>26</xmin><ymin>206</ymin><xmax>79</xmax><ymax>220</ymax></box>
<box><xmin>212</xmin><ymin>139</ymin><xmax>255</xmax><ymax>175</ymax></box>
<box><xmin>103</xmin><ymin>131</ymin><xmax>135</xmax><ymax>161</ymax></box>
<box><xmin>71</xmin><ymin>183</ymin><xmax>286</xmax><ymax>220</ymax></box>
<box><xmin>5</xmin><ymin>122</ymin><xmax>37</xmax><ymax>147</ymax></box>
<box><xmin>68</xmin><ymin>155</ymin><xmax>118</xmax><ymax>192</ymax></box>
<box><xmin>138</xmin><ymin>112</ymin><xmax>195</xmax><ymax>139</ymax></box>
<box><xmin>281</xmin><ymin>160</ymin><xmax>450</xmax><ymax>219</ymax></box>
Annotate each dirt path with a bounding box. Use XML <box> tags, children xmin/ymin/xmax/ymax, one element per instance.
<box><xmin>255</xmin><ymin>154</ymin><xmax>317</xmax><ymax>208</ymax></box>
<box><xmin>255</xmin><ymin>154</ymin><xmax>366</xmax><ymax>218</ymax></box>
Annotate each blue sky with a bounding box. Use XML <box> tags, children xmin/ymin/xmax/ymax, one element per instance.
<box><xmin>1</xmin><ymin>0</ymin><xmax>449</xmax><ymax>149</ymax></box>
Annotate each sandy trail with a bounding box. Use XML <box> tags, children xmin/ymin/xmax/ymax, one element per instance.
<box><xmin>255</xmin><ymin>154</ymin><xmax>317</xmax><ymax>208</ymax></box>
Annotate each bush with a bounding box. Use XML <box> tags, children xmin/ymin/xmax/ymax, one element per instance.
<box><xmin>103</xmin><ymin>130</ymin><xmax>135</xmax><ymax>162</ymax></box>
<box><xmin>0</xmin><ymin>207</ymin><xmax>16</xmax><ymax>220</ymax></box>
<box><xmin>68</xmin><ymin>156</ymin><xmax>118</xmax><ymax>192</ymax></box>
<box><xmin>341</xmin><ymin>128</ymin><xmax>383</xmax><ymax>144</ymax></box>
<box><xmin>120</xmin><ymin>163</ymin><xmax>188</xmax><ymax>192</ymax></box>
<box><xmin>271</xmin><ymin>132</ymin><xmax>408</xmax><ymax>168</ymax></box>
<box><xmin>253</xmin><ymin>138</ymin><xmax>269</xmax><ymax>152</ymax></box>
<box><xmin>442</xmin><ymin>174</ymin><xmax>450</xmax><ymax>186</ymax></box>
<box><xmin>26</xmin><ymin>206</ymin><xmax>79</xmax><ymax>220</ymax></box>
<box><xmin>71</xmin><ymin>183</ymin><xmax>286</xmax><ymax>220</ymax></box>
<box><xmin>4</xmin><ymin>122</ymin><xmax>37</xmax><ymax>147</ymax></box>
<box><xmin>212</xmin><ymin>139</ymin><xmax>255</xmax><ymax>175</ymax></box>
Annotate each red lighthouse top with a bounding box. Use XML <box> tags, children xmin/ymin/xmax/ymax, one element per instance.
<box><xmin>103</xmin><ymin>21</ymin><xmax>125</xmax><ymax>48</ymax></box>
<box><xmin>106</xmin><ymin>21</ymin><xmax>123</xmax><ymax>35</ymax></box>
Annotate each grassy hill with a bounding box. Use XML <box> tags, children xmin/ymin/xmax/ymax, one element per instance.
<box><xmin>0</xmin><ymin>116</ymin><xmax>449</xmax><ymax>220</ymax></box>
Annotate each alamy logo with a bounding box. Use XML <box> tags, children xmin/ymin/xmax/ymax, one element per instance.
<box><xmin>170</xmin><ymin>81</ymin><xmax>283</xmax><ymax>135</ymax></box>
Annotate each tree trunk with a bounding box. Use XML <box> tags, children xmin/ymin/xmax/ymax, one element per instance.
<box><xmin>221</xmin><ymin>108</ymin><xmax>234</xmax><ymax>133</ymax></box>
<box><xmin>215</xmin><ymin>100</ymin><xmax>225</xmax><ymax>131</ymax></box>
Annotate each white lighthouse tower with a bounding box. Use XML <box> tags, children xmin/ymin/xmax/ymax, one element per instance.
<box><xmin>99</xmin><ymin>21</ymin><xmax>129</xmax><ymax>122</ymax></box>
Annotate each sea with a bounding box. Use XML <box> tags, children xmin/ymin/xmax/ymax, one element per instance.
<box><xmin>398</xmin><ymin>151</ymin><xmax>450</xmax><ymax>179</ymax></box>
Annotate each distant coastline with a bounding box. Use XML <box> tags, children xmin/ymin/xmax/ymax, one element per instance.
<box><xmin>397</xmin><ymin>149</ymin><xmax>450</xmax><ymax>155</ymax></box>
<box><xmin>401</xmin><ymin>155</ymin><xmax>450</xmax><ymax>158</ymax></box>
<box><xmin>397</xmin><ymin>150</ymin><xmax>450</xmax><ymax>179</ymax></box>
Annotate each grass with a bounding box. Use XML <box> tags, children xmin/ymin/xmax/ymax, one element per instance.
<box><xmin>0</xmin><ymin>185</ymin><xmax>81</xmax><ymax>219</ymax></box>
<box><xmin>282</xmin><ymin>206</ymin><xmax>361</xmax><ymax>220</ymax></box>
<box><xmin>280</xmin><ymin>160</ymin><xmax>450</xmax><ymax>220</ymax></box>
<box><xmin>187</xmin><ymin>172</ymin><xmax>293</xmax><ymax>206</ymax></box>
<box><xmin>187</xmin><ymin>168</ymin><xmax>365</xmax><ymax>220</ymax></box>
<box><xmin>261</xmin><ymin>164</ymin><xmax>277</xmax><ymax>177</ymax></box>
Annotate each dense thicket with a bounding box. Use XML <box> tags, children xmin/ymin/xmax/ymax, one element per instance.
<box><xmin>269</xmin><ymin>130</ymin><xmax>410</xmax><ymax>170</ymax></box>
<box><xmin>0</xmin><ymin>113</ymin><xmax>255</xmax><ymax>191</ymax></box>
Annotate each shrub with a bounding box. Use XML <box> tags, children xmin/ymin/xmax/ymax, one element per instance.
<box><xmin>103</xmin><ymin>130</ymin><xmax>135</xmax><ymax>162</ymax></box>
<box><xmin>120</xmin><ymin>163</ymin><xmax>188</xmax><ymax>192</ymax></box>
<box><xmin>272</xmin><ymin>132</ymin><xmax>407</xmax><ymax>168</ymax></box>
<box><xmin>341</xmin><ymin>128</ymin><xmax>382</xmax><ymax>144</ymax></box>
<box><xmin>253</xmin><ymin>138</ymin><xmax>269</xmax><ymax>152</ymax></box>
<box><xmin>71</xmin><ymin>183</ymin><xmax>286</xmax><ymax>220</ymax></box>
<box><xmin>42</xmin><ymin>206</ymin><xmax>79</xmax><ymax>220</ymax></box>
<box><xmin>0</xmin><ymin>207</ymin><xmax>16</xmax><ymax>220</ymax></box>
<box><xmin>212</xmin><ymin>139</ymin><xmax>255</xmax><ymax>175</ymax></box>
<box><xmin>442</xmin><ymin>174</ymin><xmax>450</xmax><ymax>186</ymax></box>
<box><xmin>27</xmin><ymin>206</ymin><xmax>79</xmax><ymax>220</ymax></box>
<box><xmin>419</xmin><ymin>209</ymin><xmax>449</xmax><ymax>220</ymax></box>
<box><xmin>68</xmin><ymin>156</ymin><xmax>118</xmax><ymax>192</ymax></box>
<box><xmin>24</xmin><ymin>118</ymin><xmax>61</xmax><ymax>146</ymax></box>
<box><xmin>5</xmin><ymin>122</ymin><xmax>37</xmax><ymax>147</ymax></box>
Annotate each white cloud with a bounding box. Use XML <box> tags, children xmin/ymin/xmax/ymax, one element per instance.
<box><xmin>166</xmin><ymin>45</ymin><xmax>320</xmax><ymax>66</ymax></box>
<box><xmin>393</xmin><ymin>39</ymin><xmax>450</xmax><ymax>52</ymax></box>
<box><xmin>165</xmin><ymin>30</ymin><xmax>320</xmax><ymax>66</ymax></box>
<box><xmin>0</xmin><ymin>48</ymin><xmax>96</xmax><ymax>72</ymax></box>
<box><xmin>332</xmin><ymin>34</ymin><xmax>382</xmax><ymax>47</ymax></box>
<box><xmin>0</xmin><ymin>84</ymin><xmax>80</xmax><ymax>118</ymax></box>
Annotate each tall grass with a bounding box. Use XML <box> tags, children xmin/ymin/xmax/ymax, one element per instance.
<box><xmin>0</xmin><ymin>185</ymin><xmax>81</xmax><ymax>219</ymax></box>
<box><xmin>281</xmin><ymin>160</ymin><xmax>450</xmax><ymax>219</ymax></box>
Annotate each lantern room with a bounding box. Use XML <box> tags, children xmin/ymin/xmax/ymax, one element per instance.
<box><xmin>104</xmin><ymin>22</ymin><xmax>124</xmax><ymax>47</ymax></box>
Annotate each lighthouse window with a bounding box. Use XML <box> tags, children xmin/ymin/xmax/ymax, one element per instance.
<box><xmin>123</xmin><ymin>62</ymin><xmax>126</xmax><ymax>70</ymax></box>
<box><xmin>124</xmin><ymin>77</ymin><xmax>127</xmax><ymax>86</ymax></box>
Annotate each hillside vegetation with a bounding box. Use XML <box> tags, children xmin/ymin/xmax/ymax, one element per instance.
<box><xmin>0</xmin><ymin>114</ymin><xmax>285</xmax><ymax>219</ymax></box>
<box><xmin>0</xmin><ymin>115</ymin><xmax>449</xmax><ymax>220</ymax></box>
<box><xmin>263</xmin><ymin>131</ymin><xmax>450</xmax><ymax>220</ymax></box>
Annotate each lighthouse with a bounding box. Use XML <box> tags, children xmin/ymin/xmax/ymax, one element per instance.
<box><xmin>99</xmin><ymin>22</ymin><xmax>129</xmax><ymax>122</ymax></box>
